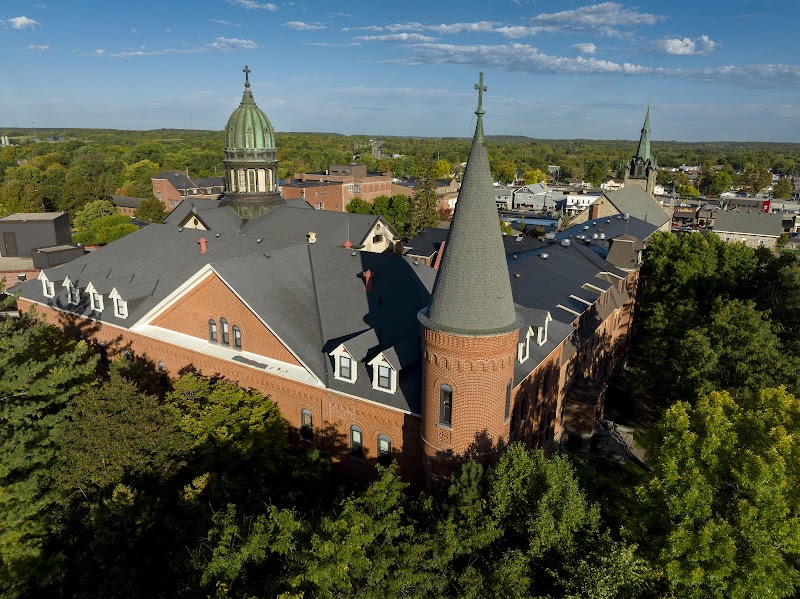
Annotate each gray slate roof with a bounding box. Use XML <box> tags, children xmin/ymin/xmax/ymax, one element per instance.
<box><xmin>603</xmin><ymin>187</ymin><xmax>669</xmax><ymax>228</ymax></box>
<box><xmin>154</xmin><ymin>171</ymin><xmax>197</xmax><ymax>191</ymax></box>
<box><xmin>425</xmin><ymin>116</ymin><xmax>519</xmax><ymax>335</ymax></box>
<box><xmin>712</xmin><ymin>210</ymin><xmax>782</xmax><ymax>237</ymax></box>
<box><xmin>111</xmin><ymin>196</ymin><xmax>147</xmax><ymax>209</ymax></box>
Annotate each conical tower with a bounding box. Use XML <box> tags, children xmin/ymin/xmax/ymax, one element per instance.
<box><xmin>623</xmin><ymin>104</ymin><xmax>657</xmax><ymax>195</ymax></box>
<box><xmin>418</xmin><ymin>73</ymin><xmax>522</xmax><ymax>488</ymax></box>
<box><xmin>219</xmin><ymin>65</ymin><xmax>285</xmax><ymax>219</ymax></box>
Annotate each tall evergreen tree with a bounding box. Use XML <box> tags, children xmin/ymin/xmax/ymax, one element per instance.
<box><xmin>408</xmin><ymin>154</ymin><xmax>438</xmax><ymax>238</ymax></box>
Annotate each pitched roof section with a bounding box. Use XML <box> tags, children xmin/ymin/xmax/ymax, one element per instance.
<box><xmin>713</xmin><ymin>210</ymin><xmax>782</xmax><ymax>237</ymax></box>
<box><xmin>423</xmin><ymin>78</ymin><xmax>519</xmax><ymax>336</ymax></box>
<box><xmin>603</xmin><ymin>187</ymin><xmax>669</xmax><ymax>228</ymax></box>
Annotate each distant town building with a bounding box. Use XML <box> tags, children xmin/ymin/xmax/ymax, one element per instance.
<box><xmin>712</xmin><ymin>210</ymin><xmax>783</xmax><ymax>250</ymax></box>
<box><xmin>294</xmin><ymin>163</ymin><xmax>392</xmax><ymax>209</ymax></box>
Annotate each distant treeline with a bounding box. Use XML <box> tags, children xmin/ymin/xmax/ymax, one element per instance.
<box><xmin>1</xmin><ymin>128</ymin><xmax>798</xmax><ymax>219</ymax></box>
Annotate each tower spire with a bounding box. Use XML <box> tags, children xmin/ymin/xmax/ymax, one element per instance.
<box><xmin>421</xmin><ymin>73</ymin><xmax>519</xmax><ymax>336</ymax></box>
<box><xmin>635</xmin><ymin>104</ymin><xmax>651</xmax><ymax>161</ymax></box>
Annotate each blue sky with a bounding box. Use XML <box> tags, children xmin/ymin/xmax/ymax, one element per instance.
<box><xmin>2</xmin><ymin>0</ymin><xmax>799</xmax><ymax>141</ymax></box>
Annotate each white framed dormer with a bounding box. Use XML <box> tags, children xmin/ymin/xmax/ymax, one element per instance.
<box><xmin>331</xmin><ymin>344</ymin><xmax>357</xmax><ymax>383</ymax></box>
<box><xmin>537</xmin><ymin>311</ymin><xmax>552</xmax><ymax>346</ymax></box>
<box><xmin>38</xmin><ymin>272</ymin><xmax>55</xmax><ymax>298</ymax></box>
<box><xmin>367</xmin><ymin>353</ymin><xmax>397</xmax><ymax>394</ymax></box>
<box><xmin>63</xmin><ymin>277</ymin><xmax>81</xmax><ymax>305</ymax></box>
<box><xmin>109</xmin><ymin>288</ymin><xmax>128</xmax><ymax>319</ymax></box>
<box><xmin>84</xmin><ymin>282</ymin><xmax>104</xmax><ymax>313</ymax></box>
<box><xmin>517</xmin><ymin>312</ymin><xmax>553</xmax><ymax>364</ymax></box>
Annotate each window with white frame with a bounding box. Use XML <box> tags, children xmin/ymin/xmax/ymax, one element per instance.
<box><xmin>68</xmin><ymin>285</ymin><xmax>80</xmax><ymax>305</ymax></box>
<box><xmin>233</xmin><ymin>325</ymin><xmax>242</xmax><ymax>349</ymax></box>
<box><xmin>339</xmin><ymin>355</ymin><xmax>353</xmax><ymax>379</ymax></box>
<box><xmin>301</xmin><ymin>409</ymin><xmax>313</xmax><ymax>442</ymax></box>
<box><xmin>42</xmin><ymin>279</ymin><xmax>55</xmax><ymax>298</ymax></box>
<box><xmin>377</xmin><ymin>434</ymin><xmax>391</xmax><ymax>466</ymax></box>
<box><xmin>439</xmin><ymin>384</ymin><xmax>453</xmax><ymax>427</ymax></box>
<box><xmin>114</xmin><ymin>297</ymin><xmax>128</xmax><ymax>318</ymax></box>
<box><xmin>90</xmin><ymin>291</ymin><xmax>103</xmax><ymax>312</ymax></box>
<box><xmin>350</xmin><ymin>425</ymin><xmax>363</xmax><ymax>458</ymax></box>
<box><xmin>377</xmin><ymin>365</ymin><xmax>392</xmax><ymax>390</ymax></box>
<box><xmin>332</xmin><ymin>346</ymin><xmax>357</xmax><ymax>382</ymax></box>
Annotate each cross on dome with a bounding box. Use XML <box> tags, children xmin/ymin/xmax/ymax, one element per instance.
<box><xmin>243</xmin><ymin>65</ymin><xmax>251</xmax><ymax>89</ymax></box>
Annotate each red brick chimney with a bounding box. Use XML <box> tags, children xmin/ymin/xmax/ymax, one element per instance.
<box><xmin>198</xmin><ymin>237</ymin><xmax>208</xmax><ymax>254</ymax></box>
<box><xmin>363</xmin><ymin>268</ymin><xmax>373</xmax><ymax>291</ymax></box>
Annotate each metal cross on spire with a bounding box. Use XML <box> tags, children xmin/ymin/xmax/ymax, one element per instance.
<box><xmin>243</xmin><ymin>65</ymin><xmax>251</xmax><ymax>89</ymax></box>
<box><xmin>474</xmin><ymin>72</ymin><xmax>487</xmax><ymax>116</ymax></box>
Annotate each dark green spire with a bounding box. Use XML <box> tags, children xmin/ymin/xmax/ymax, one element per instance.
<box><xmin>421</xmin><ymin>74</ymin><xmax>520</xmax><ymax>336</ymax></box>
<box><xmin>635</xmin><ymin>104</ymin><xmax>651</xmax><ymax>161</ymax></box>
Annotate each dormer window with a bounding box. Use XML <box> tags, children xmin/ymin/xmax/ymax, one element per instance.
<box><xmin>367</xmin><ymin>353</ymin><xmax>397</xmax><ymax>394</ymax></box>
<box><xmin>332</xmin><ymin>345</ymin><xmax>357</xmax><ymax>383</ymax></box>
<box><xmin>42</xmin><ymin>279</ymin><xmax>55</xmax><ymax>298</ymax></box>
<box><xmin>67</xmin><ymin>284</ymin><xmax>80</xmax><ymax>305</ymax></box>
<box><xmin>114</xmin><ymin>297</ymin><xmax>127</xmax><ymax>318</ymax></box>
<box><xmin>377</xmin><ymin>365</ymin><xmax>392</xmax><ymax>390</ymax></box>
<box><xmin>90</xmin><ymin>291</ymin><xmax>103</xmax><ymax>312</ymax></box>
<box><xmin>339</xmin><ymin>355</ymin><xmax>353</xmax><ymax>379</ymax></box>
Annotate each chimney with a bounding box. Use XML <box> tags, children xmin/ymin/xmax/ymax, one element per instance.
<box><xmin>308</xmin><ymin>231</ymin><xmax>317</xmax><ymax>244</ymax></box>
<box><xmin>363</xmin><ymin>269</ymin><xmax>373</xmax><ymax>291</ymax></box>
<box><xmin>198</xmin><ymin>237</ymin><xmax>208</xmax><ymax>254</ymax></box>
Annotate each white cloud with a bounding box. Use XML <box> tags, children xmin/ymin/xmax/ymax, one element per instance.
<box><xmin>532</xmin><ymin>2</ymin><xmax>664</xmax><ymax>28</ymax></box>
<box><xmin>34</xmin><ymin>3</ymin><xmax>47</xmax><ymax>8</ymax></box>
<box><xmin>652</xmin><ymin>34</ymin><xmax>716</xmax><ymax>55</ymax></box>
<box><xmin>227</xmin><ymin>0</ymin><xmax>277</xmax><ymax>10</ymax></box>
<box><xmin>305</xmin><ymin>41</ymin><xmax>361</xmax><ymax>47</ymax></box>
<box><xmin>210</xmin><ymin>19</ymin><xmax>241</xmax><ymax>26</ymax></box>
<box><xmin>109</xmin><ymin>37</ymin><xmax>257</xmax><ymax>57</ymax></box>
<box><xmin>91</xmin><ymin>48</ymin><xmax>106</xmax><ymax>56</ymax></box>
<box><xmin>26</xmin><ymin>44</ymin><xmax>51</xmax><ymax>52</ymax></box>
<box><xmin>342</xmin><ymin>25</ymin><xmax>383</xmax><ymax>32</ymax></box>
<box><xmin>6</xmin><ymin>16</ymin><xmax>41</xmax><ymax>29</ymax></box>
<box><xmin>284</xmin><ymin>21</ymin><xmax>326</xmax><ymax>30</ymax></box>
<box><xmin>396</xmin><ymin>41</ymin><xmax>800</xmax><ymax>88</ymax></box>
<box><xmin>572</xmin><ymin>42</ymin><xmax>597</xmax><ymax>54</ymax></box>
<box><xmin>355</xmin><ymin>33</ymin><xmax>435</xmax><ymax>43</ymax></box>
<box><xmin>426</xmin><ymin>21</ymin><xmax>497</xmax><ymax>34</ymax></box>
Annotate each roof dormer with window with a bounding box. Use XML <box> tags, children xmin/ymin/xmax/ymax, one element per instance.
<box><xmin>63</xmin><ymin>278</ymin><xmax>81</xmax><ymax>305</ymax></box>
<box><xmin>84</xmin><ymin>282</ymin><xmax>104</xmax><ymax>313</ymax></box>
<box><xmin>367</xmin><ymin>353</ymin><xmax>397</xmax><ymax>394</ymax></box>
<box><xmin>38</xmin><ymin>272</ymin><xmax>55</xmax><ymax>298</ymax></box>
<box><xmin>109</xmin><ymin>288</ymin><xmax>128</xmax><ymax>319</ymax></box>
<box><xmin>331</xmin><ymin>344</ymin><xmax>357</xmax><ymax>383</ymax></box>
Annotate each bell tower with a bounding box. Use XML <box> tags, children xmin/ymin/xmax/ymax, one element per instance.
<box><xmin>418</xmin><ymin>73</ymin><xmax>522</xmax><ymax>488</ymax></box>
<box><xmin>623</xmin><ymin>104</ymin><xmax>657</xmax><ymax>195</ymax></box>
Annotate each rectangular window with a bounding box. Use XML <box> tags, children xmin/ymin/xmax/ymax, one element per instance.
<box><xmin>115</xmin><ymin>297</ymin><xmax>126</xmax><ymax>318</ymax></box>
<box><xmin>440</xmin><ymin>385</ymin><xmax>452</xmax><ymax>427</ymax></box>
<box><xmin>377</xmin><ymin>365</ymin><xmax>392</xmax><ymax>389</ymax></box>
<box><xmin>90</xmin><ymin>293</ymin><xmax>102</xmax><ymax>311</ymax></box>
<box><xmin>350</xmin><ymin>427</ymin><xmax>363</xmax><ymax>458</ymax></box>
<box><xmin>69</xmin><ymin>286</ymin><xmax>80</xmax><ymax>304</ymax></box>
<box><xmin>504</xmin><ymin>380</ymin><xmax>512</xmax><ymax>420</ymax></box>
<box><xmin>221</xmin><ymin>320</ymin><xmax>229</xmax><ymax>345</ymax></box>
<box><xmin>339</xmin><ymin>355</ymin><xmax>352</xmax><ymax>380</ymax></box>
<box><xmin>315</xmin><ymin>203</ymin><xmax>323</xmax><ymax>210</ymax></box>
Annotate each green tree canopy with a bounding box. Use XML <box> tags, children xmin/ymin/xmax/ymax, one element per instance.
<box><xmin>134</xmin><ymin>197</ymin><xmax>167</xmax><ymax>223</ymax></box>
<box><xmin>773</xmin><ymin>177</ymin><xmax>794</xmax><ymax>199</ymax></box>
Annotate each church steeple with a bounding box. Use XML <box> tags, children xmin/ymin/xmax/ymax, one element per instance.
<box><xmin>624</xmin><ymin>104</ymin><xmax>657</xmax><ymax>195</ymax></box>
<box><xmin>635</xmin><ymin>104</ymin><xmax>651</xmax><ymax>162</ymax></box>
<box><xmin>421</xmin><ymin>72</ymin><xmax>519</xmax><ymax>336</ymax></box>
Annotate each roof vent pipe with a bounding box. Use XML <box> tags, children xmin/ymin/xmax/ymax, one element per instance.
<box><xmin>308</xmin><ymin>231</ymin><xmax>317</xmax><ymax>244</ymax></box>
<box><xmin>198</xmin><ymin>237</ymin><xmax>208</xmax><ymax>254</ymax></box>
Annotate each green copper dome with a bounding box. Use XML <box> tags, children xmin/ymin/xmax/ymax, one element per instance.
<box><xmin>224</xmin><ymin>88</ymin><xmax>275</xmax><ymax>153</ymax></box>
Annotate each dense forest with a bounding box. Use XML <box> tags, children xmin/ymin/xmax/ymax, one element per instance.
<box><xmin>1</xmin><ymin>231</ymin><xmax>799</xmax><ymax>598</ymax></box>
<box><xmin>1</xmin><ymin>127</ymin><xmax>798</xmax><ymax>221</ymax></box>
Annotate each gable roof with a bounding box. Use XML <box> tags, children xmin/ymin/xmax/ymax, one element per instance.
<box><xmin>712</xmin><ymin>210</ymin><xmax>782</xmax><ymax>237</ymax></box>
<box><xmin>153</xmin><ymin>171</ymin><xmax>197</xmax><ymax>190</ymax></box>
<box><xmin>602</xmin><ymin>187</ymin><xmax>669</xmax><ymax>228</ymax></box>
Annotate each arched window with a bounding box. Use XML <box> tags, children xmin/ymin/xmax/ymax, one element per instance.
<box><xmin>377</xmin><ymin>434</ymin><xmax>391</xmax><ymax>467</ymax></box>
<box><xmin>439</xmin><ymin>384</ymin><xmax>453</xmax><ymax>427</ymax></box>
<box><xmin>505</xmin><ymin>379</ymin><xmax>512</xmax><ymax>420</ymax></box>
<box><xmin>220</xmin><ymin>318</ymin><xmax>229</xmax><ymax>345</ymax></box>
<box><xmin>300</xmin><ymin>409</ymin><xmax>313</xmax><ymax>442</ymax></box>
<box><xmin>233</xmin><ymin>325</ymin><xmax>242</xmax><ymax>349</ymax></box>
<box><xmin>350</xmin><ymin>425</ymin><xmax>363</xmax><ymax>458</ymax></box>
<box><xmin>208</xmin><ymin>319</ymin><xmax>217</xmax><ymax>343</ymax></box>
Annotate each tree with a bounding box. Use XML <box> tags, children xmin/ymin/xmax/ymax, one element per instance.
<box><xmin>73</xmin><ymin>214</ymin><xmax>138</xmax><ymax>246</ymax></box>
<box><xmin>773</xmin><ymin>177</ymin><xmax>794</xmax><ymax>199</ymax></box>
<box><xmin>0</xmin><ymin>296</ymin><xmax>98</xmax><ymax>597</ymax></box>
<box><xmin>678</xmin><ymin>184</ymin><xmax>701</xmax><ymax>198</ymax></box>
<box><xmin>742</xmin><ymin>163</ymin><xmax>771</xmax><ymax>195</ymax></box>
<box><xmin>523</xmin><ymin>168</ymin><xmax>546</xmax><ymax>184</ymax></box>
<box><xmin>491</xmin><ymin>160</ymin><xmax>516</xmax><ymax>184</ymax></box>
<box><xmin>345</xmin><ymin>197</ymin><xmax>373</xmax><ymax>214</ymax></box>
<box><xmin>637</xmin><ymin>388</ymin><xmax>800</xmax><ymax>598</ymax></box>
<box><xmin>116</xmin><ymin>159</ymin><xmax>160</xmax><ymax>199</ymax></box>
<box><xmin>73</xmin><ymin>199</ymin><xmax>116</xmax><ymax>231</ymax></box>
<box><xmin>134</xmin><ymin>197</ymin><xmax>167</xmax><ymax>223</ymax></box>
<box><xmin>710</xmin><ymin>170</ymin><xmax>732</xmax><ymax>196</ymax></box>
<box><xmin>432</xmin><ymin>159</ymin><xmax>451</xmax><ymax>179</ymax></box>
<box><xmin>407</xmin><ymin>155</ymin><xmax>438</xmax><ymax>238</ymax></box>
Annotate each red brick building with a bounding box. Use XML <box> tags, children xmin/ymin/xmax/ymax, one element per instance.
<box><xmin>293</xmin><ymin>164</ymin><xmax>392</xmax><ymax>209</ymax></box>
<box><xmin>15</xmin><ymin>74</ymin><xmax>653</xmax><ymax>489</ymax></box>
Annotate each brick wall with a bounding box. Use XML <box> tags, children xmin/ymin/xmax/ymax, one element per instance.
<box><xmin>419</xmin><ymin>324</ymin><xmax>519</xmax><ymax>485</ymax></box>
<box><xmin>20</xmin><ymin>298</ymin><xmax>425</xmax><ymax>489</ymax></box>
<box><xmin>151</xmin><ymin>272</ymin><xmax>302</xmax><ymax>366</ymax></box>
